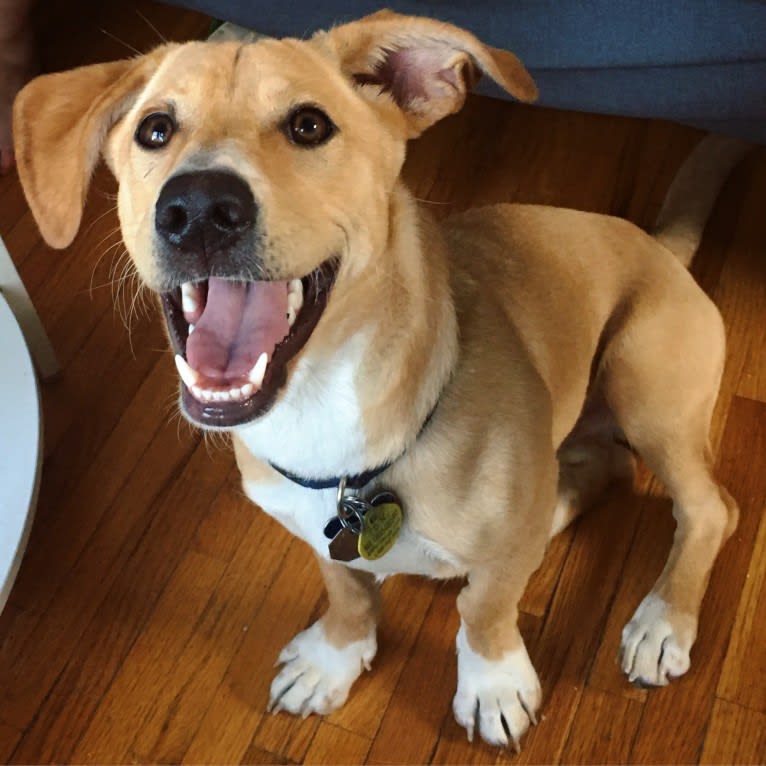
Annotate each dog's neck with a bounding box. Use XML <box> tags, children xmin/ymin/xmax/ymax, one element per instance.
<box><xmin>235</xmin><ymin>181</ymin><xmax>458</xmax><ymax>480</ymax></box>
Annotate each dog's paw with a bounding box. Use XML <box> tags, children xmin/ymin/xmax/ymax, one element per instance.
<box><xmin>453</xmin><ymin>624</ymin><xmax>541</xmax><ymax>750</ymax></box>
<box><xmin>620</xmin><ymin>593</ymin><xmax>696</xmax><ymax>686</ymax></box>
<box><xmin>268</xmin><ymin>621</ymin><xmax>376</xmax><ymax>717</ymax></box>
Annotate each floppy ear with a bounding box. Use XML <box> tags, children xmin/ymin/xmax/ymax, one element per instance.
<box><xmin>13</xmin><ymin>48</ymin><xmax>169</xmax><ymax>249</ymax></box>
<box><xmin>322</xmin><ymin>9</ymin><xmax>538</xmax><ymax>137</ymax></box>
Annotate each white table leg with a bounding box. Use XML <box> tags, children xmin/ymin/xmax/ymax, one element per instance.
<box><xmin>0</xmin><ymin>235</ymin><xmax>60</xmax><ymax>381</ymax></box>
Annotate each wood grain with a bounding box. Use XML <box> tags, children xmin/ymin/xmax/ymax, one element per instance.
<box><xmin>700</xmin><ymin>699</ymin><xmax>766</xmax><ymax>765</ymax></box>
<box><xmin>559</xmin><ymin>688</ymin><xmax>643</xmax><ymax>765</ymax></box>
<box><xmin>366</xmin><ymin>582</ymin><xmax>459</xmax><ymax>765</ymax></box>
<box><xmin>1</xmin><ymin>2</ymin><xmax>764</xmax><ymax>764</ymax></box>
<box><xmin>628</xmin><ymin>397</ymin><xmax>766</xmax><ymax>764</ymax></box>
<box><xmin>304</xmin><ymin>723</ymin><xmax>371</xmax><ymax>765</ymax></box>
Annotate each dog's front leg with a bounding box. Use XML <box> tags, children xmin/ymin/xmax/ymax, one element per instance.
<box><xmin>269</xmin><ymin>556</ymin><xmax>379</xmax><ymax>717</ymax></box>
<box><xmin>454</xmin><ymin>560</ymin><xmax>543</xmax><ymax>751</ymax></box>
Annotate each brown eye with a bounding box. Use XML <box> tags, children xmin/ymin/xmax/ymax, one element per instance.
<box><xmin>136</xmin><ymin>112</ymin><xmax>176</xmax><ymax>149</ymax></box>
<box><xmin>285</xmin><ymin>106</ymin><xmax>335</xmax><ymax>147</ymax></box>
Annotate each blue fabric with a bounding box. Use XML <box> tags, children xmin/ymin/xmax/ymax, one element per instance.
<box><xmin>165</xmin><ymin>0</ymin><xmax>766</xmax><ymax>142</ymax></box>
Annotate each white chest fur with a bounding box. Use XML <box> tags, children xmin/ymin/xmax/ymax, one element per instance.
<box><xmin>235</xmin><ymin>332</ymin><xmax>463</xmax><ymax>577</ymax></box>
<box><xmin>236</xmin><ymin>333</ymin><xmax>370</xmax><ymax>478</ymax></box>
<box><xmin>243</xmin><ymin>476</ymin><xmax>464</xmax><ymax>578</ymax></box>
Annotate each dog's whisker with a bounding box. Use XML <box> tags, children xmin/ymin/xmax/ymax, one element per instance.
<box><xmin>86</xmin><ymin>247</ymin><xmax>133</xmax><ymax>298</ymax></box>
<box><xmin>82</xmin><ymin>203</ymin><xmax>120</xmax><ymax>238</ymax></box>
<box><xmin>84</xmin><ymin>272</ymin><xmax>136</xmax><ymax>293</ymax></box>
<box><xmin>98</xmin><ymin>27</ymin><xmax>143</xmax><ymax>57</ymax></box>
<box><xmin>111</xmin><ymin>253</ymin><xmax>139</xmax><ymax>340</ymax></box>
<box><xmin>133</xmin><ymin>7</ymin><xmax>169</xmax><ymax>44</ymax></box>
<box><xmin>89</xmin><ymin>232</ymin><xmax>126</xmax><ymax>295</ymax></box>
<box><xmin>94</xmin><ymin>228</ymin><xmax>125</xmax><ymax>255</ymax></box>
<box><xmin>411</xmin><ymin>196</ymin><xmax>453</xmax><ymax>206</ymax></box>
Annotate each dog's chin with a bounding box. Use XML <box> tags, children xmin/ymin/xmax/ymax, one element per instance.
<box><xmin>160</xmin><ymin>258</ymin><xmax>338</xmax><ymax>430</ymax></box>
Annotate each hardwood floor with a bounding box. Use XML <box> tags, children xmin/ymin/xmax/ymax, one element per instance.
<box><xmin>1</xmin><ymin>2</ymin><xmax>765</xmax><ymax>763</ymax></box>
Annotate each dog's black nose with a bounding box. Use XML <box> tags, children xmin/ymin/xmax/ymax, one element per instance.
<box><xmin>155</xmin><ymin>170</ymin><xmax>256</xmax><ymax>253</ymax></box>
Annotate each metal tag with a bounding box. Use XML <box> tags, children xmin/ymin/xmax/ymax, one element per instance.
<box><xmin>325</xmin><ymin>480</ymin><xmax>404</xmax><ymax>563</ymax></box>
<box><xmin>358</xmin><ymin>501</ymin><xmax>403</xmax><ymax>560</ymax></box>
<box><xmin>328</xmin><ymin>527</ymin><xmax>363</xmax><ymax>562</ymax></box>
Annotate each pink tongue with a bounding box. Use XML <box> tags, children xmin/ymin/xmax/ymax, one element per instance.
<box><xmin>186</xmin><ymin>277</ymin><xmax>290</xmax><ymax>381</ymax></box>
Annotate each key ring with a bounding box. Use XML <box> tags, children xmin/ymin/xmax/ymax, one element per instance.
<box><xmin>336</xmin><ymin>476</ymin><xmax>370</xmax><ymax>533</ymax></box>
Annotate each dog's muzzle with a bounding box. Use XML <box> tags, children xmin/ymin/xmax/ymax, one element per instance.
<box><xmin>153</xmin><ymin>169</ymin><xmax>339</xmax><ymax>430</ymax></box>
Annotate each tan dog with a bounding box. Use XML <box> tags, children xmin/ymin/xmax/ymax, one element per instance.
<box><xmin>14</xmin><ymin>10</ymin><xmax>746</xmax><ymax>749</ymax></box>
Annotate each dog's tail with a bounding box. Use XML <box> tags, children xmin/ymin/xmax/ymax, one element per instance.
<box><xmin>652</xmin><ymin>134</ymin><xmax>751</xmax><ymax>268</ymax></box>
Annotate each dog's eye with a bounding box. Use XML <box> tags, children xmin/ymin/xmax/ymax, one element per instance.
<box><xmin>285</xmin><ymin>106</ymin><xmax>335</xmax><ymax>147</ymax></box>
<box><xmin>136</xmin><ymin>112</ymin><xmax>176</xmax><ymax>150</ymax></box>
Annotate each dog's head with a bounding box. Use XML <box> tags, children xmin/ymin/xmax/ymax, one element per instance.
<box><xmin>14</xmin><ymin>10</ymin><xmax>536</xmax><ymax>429</ymax></box>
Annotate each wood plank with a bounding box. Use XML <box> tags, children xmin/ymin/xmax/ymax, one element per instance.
<box><xmin>241</xmin><ymin>743</ymin><xmax>291</xmax><ymax>765</ymax></box>
<box><xmin>130</xmin><ymin>509</ymin><xmax>293</xmax><ymax>763</ymax></box>
<box><xmin>559</xmin><ymin>688</ymin><xmax>643</xmax><ymax>765</ymax></box>
<box><xmin>14</xmin><ymin>168</ymin><xmax>115</xmax><ymax>300</ymax></box>
<box><xmin>1</xmin><ymin>361</ymin><xmax>198</xmax><ymax>686</ymax></box>
<box><xmin>7</xmin><ymin>443</ymin><xmax>232</xmax><ymax>762</ymax></box>
<box><xmin>511</xmin><ymin>481</ymin><xmax>648</xmax><ymax>764</ymax></box>
<box><xmin>327</xmin><ymin>575</ymin><xmax>437</xmax><ymax>737</ymax></box>
<box><xmin>0</xmin><ymin>177</ymin><xmax>28</xmax><ymax>236</ymax></box>
<box><xmin>704</xmin><ymin>153</ymin><xmax>766</xmax><ymax>453</ymax></box>
<box><xmin>700</xmin><ymin>699</ymin><xmax>766</xmax><ymax>765</ymax></box>
<box><xmin>0</xmin><ymin>602</ymin><xmax>39</xmax><ymax>678</ymax></box>
<box><xmin>721</xmin><ymin>152</ymin><xmax>766</xmax><ymax>404</ymax></box>
<box><xmin>366</xmin><ymin>581</ymin><xmax>459</xmax><ymax>765</ymax></box>
<box><xmin>520</xmin><ymin>525</ymin><xmax>575</xmax><ymax>618</ymax></box>
<box><xmin>1</xmin><ymin>425</ymin><xmax>201</xmax><ymax>735</ymax></box>
<box><xmin>192</xmin><ymin>468</ymin><xmax>257</xmax><ymax>562</ymax></box>
<box><xmin>181</xmin><ymin>683</ymin><xmax>263</xmax><ymax>766</ymax></box>
<box><xmin>38</xmin><ymin>314</ymin><xmax>167</xmax><ymax>466</ymax></box>
<box><xmin>586</xmin><ymin>477</ymin><xmax>674</xmax><ymax>703</ymax></box>
<box><xmin>628</xmin><ymin>397</ymin><xmax>766</xmax><ymax>763</ymax></box>
<box><xmin>221</xmin><ymin>539</ymin><xmax>327</xmax><ymax>764</ymax></box>
<box><xmin>0</xmin><ymin>722</ymin><xmax>22</xmax><ymax>763</ymax></box>
<box><xmin>405</xmin><ymin>98</ymin><xmax>651</xmax><ymax>219</ymax></box>
<box><xmin>717</xmin><ymin>468</ymin><xmax>766</xmax><ymax>712</ymax></box>
<box><xmin>1</xmin><ymin>208</ymin><xmax>42</xmax><ymax>269</ymax></box>
<box><xmin>304</xmin><ymin>722</ymin><xmax>371</xmax><ymax>765</ymax></box>
<box><xmin>70</xmin><ymin>550</ymin><xmax>227</xmax><ymax>763</ymax></box>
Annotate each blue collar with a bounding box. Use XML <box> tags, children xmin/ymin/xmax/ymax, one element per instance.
<box><xmin>268</xmin><ymin>400</ymin><xmax>440</xmax><ymax>491</ymax></box>
<box><xmin>268</xmin><ymin>461</ymin><xmax>391</xmax><ymax>491</ymax></box>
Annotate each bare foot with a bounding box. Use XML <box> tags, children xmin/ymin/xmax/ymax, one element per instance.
<box><xmin>0</xmin><ymin>0</ymin><xmax>34</xmax><ymax>174</ymax></box>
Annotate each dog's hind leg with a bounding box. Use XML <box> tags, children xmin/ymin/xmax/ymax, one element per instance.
<box><xmin>600</xmin><ymin>286</ymin><xmax>739</xmax><ymax>687</ymax></box>
<box><xmin>551</xmin><ymin>395</ymin><xmax>636</xmax><ymax>537</ymax></box>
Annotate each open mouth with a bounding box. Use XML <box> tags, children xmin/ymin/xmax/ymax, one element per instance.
<box><xmin>161</xmin><ymin>259</ymin><xmax>338</xmax><ymax>428</ymax></box>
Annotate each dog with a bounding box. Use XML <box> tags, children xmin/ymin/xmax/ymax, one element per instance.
<box><xmin>13</xmin><ymin>10</ymin><xmax>747</xmax><ymax>749</ymax></box>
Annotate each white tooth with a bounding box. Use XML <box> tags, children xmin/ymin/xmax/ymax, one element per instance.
<box><xmin>287</xmin><ymin>307</ymin><xmax>297</xmax><ymax>327</ymax></box>
<box><xmin>191</xmin><ymin>385</ymin><xmax>203</xmax><ymax>399</ymax></box>
<box><xmin>181</xmin><ymin>282</ymin><xmax>199</xmax><ymax>315</ymax></box>
<box><xmin>200</xmin><ymin>390</ymin><xmax>213</xmax><ymax>402</ymax></box>
<box><xmin>189</xmin><ymin>323</ymin><xmax>195</xmax><ymax>335</ymax></box>
<box><xmin>175</xmin><ymin>355</ymin><xmax>199</xmax><ymax>388</ymax></box>
<box><xmin>287</xmin><ymin>290</ymin><xmax>303</xmax><ymax>313</ymax></box>
<box><xmin>289</xmin><ymin>278</ymin><xmax>303</xmax><ymax>298</ymax></box>
<box><xmin>248</xmin><ymin>352</ymin><xmax>268</xmax><ymax>387</ymax></box>
<box><xmin>214</xmin><ymin>391</ymin><xmax>230</xmax><ymax>402</ymax></box>
<box><xmin>229</xmin><ymin>387</ymin><xmax>242</xmax><ymax>400</ymax></box>
<box><xmin>241</xmin><ymin>383</ymin><xmax>254</xmax><ymax>398</ymax></box>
